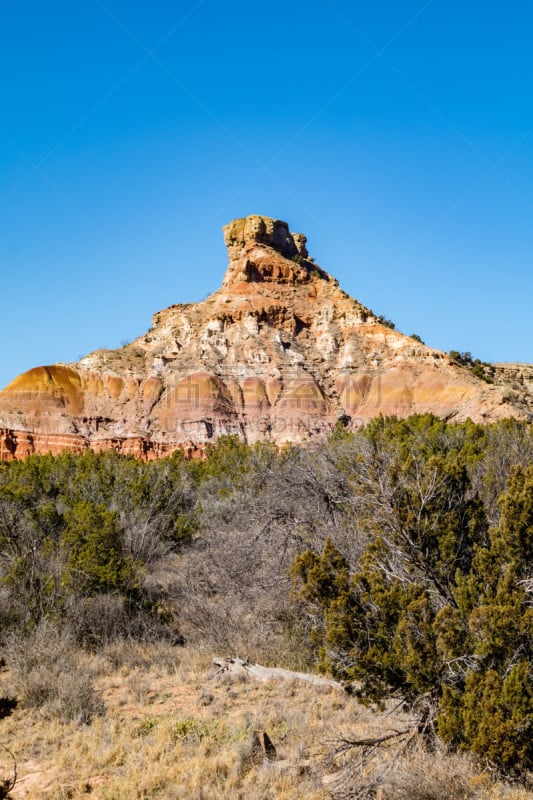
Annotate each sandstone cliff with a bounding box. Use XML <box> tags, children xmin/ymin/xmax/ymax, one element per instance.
<box><xmin>0</xmin><ymin>215</ymin><xmax>530</xmax><ymax>459</ymax></box>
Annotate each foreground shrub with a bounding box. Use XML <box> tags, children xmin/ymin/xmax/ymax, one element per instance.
<box><xmin>293</xmin><ymin>420</ymin><xmax>533</xmax><ymax>777</ymax></box>
<box><xmin>6</xmin><ymin>621</ymin><xmax>103</xmax><ymax>723</ymax></box>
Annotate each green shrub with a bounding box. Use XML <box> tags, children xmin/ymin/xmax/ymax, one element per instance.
<box><xmin>293</xmin><ymin>443</ymin><xmax>533</xmax><ymax>776</ymax></box>
<box><xmin>0</xmin><ymin>451</ymin><xmax>195</xmax><ymax>639</ymax></box>
<box><xmin>449</xmin><ymin>350</ymin><xmax>494</xmax><ymax>383</ymax></box>
<box><xmin>61</xmin><ymin>501</ymin><xmax>135</xmax><ymax>594</ymax></box>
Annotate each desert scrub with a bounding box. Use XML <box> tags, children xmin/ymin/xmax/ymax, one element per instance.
<box><xmin>5</xmin><ymin>621</ymin><xmax>103</xmax><ymax>723</ymax></box>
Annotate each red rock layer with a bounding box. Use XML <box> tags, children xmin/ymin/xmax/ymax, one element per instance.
<box><xmin>0</xmin><ymin>429</ymin><xmax>202</xmax><ymax>462</ymax></box>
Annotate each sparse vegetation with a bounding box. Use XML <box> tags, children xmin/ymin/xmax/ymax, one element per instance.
<box><xmin>0</xmin><ymin>417</ymin><xmax>531</xmax><ymax>795</ymax></box>
<box><xmin>5</xmin><ymin>621</ymin><xmax>103</xmax><ymax>723</ymax></box>
<box><xmin>449</xmin><ymin>350</ymin><xmax>495</xmax><ymax>383</ymax></box>
<box><xmin>376</xmin><ymin>314</ymin><xmax>396</xmax><ymax>329</ymax></box>
<box><xmin>0</xmin><ymin>639</ymin><xmax>531</xmax><ymax>799</ymax></box>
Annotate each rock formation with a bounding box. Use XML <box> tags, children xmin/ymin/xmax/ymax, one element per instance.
<box><xmin>0</xmin><ymin>215</ymin><xmax>530</xmax><ymax>459</ymax></box>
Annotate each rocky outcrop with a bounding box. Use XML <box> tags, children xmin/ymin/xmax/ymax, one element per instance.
<box><xmin>490</xmin><ymin>363</ymin><xmax>533</xmax><ymax>410</ymax></box>
<box><xmin>0</xmin><ymin>215</ymin><xmax>530</xmax><ymax>460</ymax></box>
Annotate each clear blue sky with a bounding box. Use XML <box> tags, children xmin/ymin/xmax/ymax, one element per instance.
<box><xmin>1</xmin><ymin>0</ymin><xmax>532</xmax><ymax>388</ymax></box>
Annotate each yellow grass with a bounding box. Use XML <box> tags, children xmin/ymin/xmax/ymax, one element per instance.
<box><xmin>0</xmin><ymin>643</ymin><xmax>530</xmax><ymax>800</ymax></box>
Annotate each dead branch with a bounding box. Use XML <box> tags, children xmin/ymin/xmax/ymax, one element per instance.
<box><xmin>334</xmin><ymin>727</ymin><xmax>413</xmax><ymax>752</ymax></box>
<box><xmin>322</xmin><ymin>727</ymin><xmax>419</xmax><ymax>799</ymax></box>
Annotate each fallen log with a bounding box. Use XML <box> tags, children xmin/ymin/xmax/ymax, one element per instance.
<box><xmin>211</xmin><ymin>657</ymin><xmax>345</xmax><ymax>690</ymax></box>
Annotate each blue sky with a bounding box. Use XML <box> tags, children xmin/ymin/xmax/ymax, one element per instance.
<box><xmin>1</xmin><ymin>0</ymin><xmax>532</xmax><ymax>388</ymax></box>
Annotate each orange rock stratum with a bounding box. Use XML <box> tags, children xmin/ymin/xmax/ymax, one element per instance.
<box><xmin>0</xmin><ymin>215</ymin><xmax>531</xmax><ymax>459</ymax></box>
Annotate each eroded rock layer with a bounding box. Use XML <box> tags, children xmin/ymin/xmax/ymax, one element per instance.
<box><xmin>0</xmin><ymin>215</ymin><xmax>530</xmax><ymax>459</ymax></box>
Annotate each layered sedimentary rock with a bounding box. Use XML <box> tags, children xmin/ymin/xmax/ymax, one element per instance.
<box><xmin>490</xmin><ymin>363</ymin><xmax>533</xmax><ymax>410</ymax></box>
<box><xmin>0</xmin><ymin>215</ymin><xmax>530</xmax><ymax>460</ymax></box>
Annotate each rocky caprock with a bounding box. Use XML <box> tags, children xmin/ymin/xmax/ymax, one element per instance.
<box><xmin>0</xmin><ymin>215</ymin><xmax>530</xmax><ymax>459</ymax></box>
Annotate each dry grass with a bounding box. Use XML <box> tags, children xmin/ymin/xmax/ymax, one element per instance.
<box><xmin>5</xmin><ymin>623</ymin><xmax>103</xmax><ymax>724</ymax></box>
<box><xmin>0</xmin><ymin>642</ymin><xmax>530</xmax><ymax>800</ymax></box>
